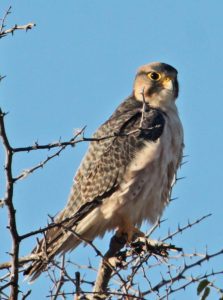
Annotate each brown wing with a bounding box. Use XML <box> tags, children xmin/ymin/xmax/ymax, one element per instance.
<box><xmin>60</xmin><ymin>97</ymin><xmax>165</xmax><ymax>220</ymax></box>
<box><xmin>24</xmin><ymin>97</ymin><xmax>165</xmax><ymax>281</ymax></box>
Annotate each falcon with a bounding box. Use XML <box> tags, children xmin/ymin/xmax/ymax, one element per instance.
<box><xmin>25</xmin><ymin>62</ymin><xmax>184</xmax><ymax>281</ymax></box>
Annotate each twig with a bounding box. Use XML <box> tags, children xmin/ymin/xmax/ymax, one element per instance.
<box><xmin>0</xmin><ymin>254</ymin><xmax>40</xmax><ymax>270</ymax></box>
<box><xmin>0</xmin><ymin>281</ymin><xmax>12</xmax><ymax>293</ymax></box>
<box><xmin>51</xmin><ymin>255</ymin><xmax>65</xmax><ymax>300</ymax></box>
<box><xmin>13</xmin><ymin>128</ymin><xmax>86</xmax><ymax>182</ymax></box>
<box><xmin>1</xmin><ymin>22</ymin><xmax>35</xmax><ymax>38</ymax></box>
<box><xmin>14</xmin><ymin>146</ymin><xmax>68</xmax><ymax>182</ymax></box>
<box><xmin>0</xmin><ymin>6</ymin><xmax>35</xmax><ymax>39</ymax></box>
<box><xmin>142</xmin><ymin>248</ymin><xmax>223</xmax><ymax>297</ymax></box>
<box><xmin>12</xmin><ymin>127</ymin><xmax>86</xmax><ymax>153</ymax></box>
<box><xmin>157</xmin><ymin>271</ymin><xmax>223</xmax><ymax>300</ymax></box>
<box><xmin>12</xmin><ymin>122</ymin><xmax>158</xmax><ymax>154</ymax></box>
<box><xmin>162</xmin><ymin>213</ymin><xmax>212</xmax><ymax>242</ymax></box>
<box><xmin>0</xmin><ymin>109</ymin><xmax>20</xmax><ymax>299</ymax></box>
<box><xmin>21</xmin><ymin>289</ymin><xmax>31</xmax><ymax>300</ymax></box>
<box><xmin>139</xmin><ymin>87</ymin><xmax>147</xmax><ymax>129</ymax></box>
<box><xmin>0</xmin><ymin>6</ymin><xmax>11</xmax><ymax>34</ymax></box>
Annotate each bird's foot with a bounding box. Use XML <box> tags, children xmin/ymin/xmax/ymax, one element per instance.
<box><xmin>116</xmin><ymin>224</ymin><xmax>145</xmax><ymax>243</ymax></box>
<box><xmin>131</xmin><ymin>237</ymin><xmax>182</xmax><ymax>256</ymax></box>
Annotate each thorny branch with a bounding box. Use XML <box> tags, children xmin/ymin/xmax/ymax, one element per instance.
<box><xmin>0</xmin><ymin>6</ymin><xmax>35</xmax><ymax>39</ymax></box>
<box><xmin>1</xmin><ymin>106</ymin><xmax>223</xmax><ymax>300</ymax></box>
<box><xmin>162</xmin><ymin>213</ymin><xmax>212</xmax><ymax>242</ymax></box>
<box><xmin>51</xmin><ymin>255</ymin><xmax>65</xmax><ymax>300</ymax></box>
<box><xmin>13</xmin><ymin>127</ymin><xmax>86</xmax><ymax>182</ymax></box>
<box><xmin>142</xmin><ymin>247</ymin><xmax>223</xmax><ymax>298</ymax></box>
<box><xmin>0</xmin><ymin>109</ymin><xmax>20</xmax><ymax>299</ymax></box>
<box><xmin>1</xmin><ymin>209</ymin><xmax>223</xmax><ymax>299</ymax></box>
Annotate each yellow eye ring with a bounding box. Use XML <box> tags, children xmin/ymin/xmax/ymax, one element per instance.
<box><xmin>147</xmin><ymin>72</ymin><xmax>161</xmax><ymax>81</ymax></box>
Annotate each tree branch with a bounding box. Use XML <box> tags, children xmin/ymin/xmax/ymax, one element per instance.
<box><xmin>0</xmin><ymin>6</ymin><xmax>35</xmax><ymax>39</ymax></box>
<box><xmin>0</xmin><ymin>109</ymin><xmax>20</xmax><ymax>299</ymax></box>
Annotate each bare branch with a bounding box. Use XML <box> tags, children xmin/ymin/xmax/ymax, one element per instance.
<box><xmin>12</xmin><ymin>127</ymin><xmax>86</xmax><ymax>153</ymax></box>
<box><xmin>21</xmin><ymin>290</ymin><xmax>32</xmax><ymax>300</ymax></box>
<box><xmin>162</xmin><ymin>213</ymin><xmax>212</xmax><ymax>242</ymax></box>
<box><xmin>14</xmin><ymin>146</ymin><xmax>68</xmax><ymax>182</ymax></box>
<box><xmin>0</xmin><ymin>109</ymin><xmax>20</xmax><ymax>299</ymax></box>
<box><xmin>0</xmin><ymin>6</ymin><xmax>11</xmax><ymax>34</ymax></box>
<box><xmin>51</xmin><ymin>256</ymin><xmax>65</xmax><ymax>300</ymax></box>
<box><xmin>0</xmin><ymin>254</ymin><xmax>40</xmax><ymax>270</ymax></box>
<box><xmin>142</xmin><ymin>247</ymin><xmax>223</xmax><ymax>297</ymax></box>
<box><xmin>0</xmin><ymin>6</ymin><xmax>35</xmax><ymax>39</ymax></box>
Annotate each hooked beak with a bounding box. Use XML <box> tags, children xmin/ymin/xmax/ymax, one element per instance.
<box><xmin>162</xmin><ymin>77</ymin><xmax>173</xmax><ymax>91</ymax></box>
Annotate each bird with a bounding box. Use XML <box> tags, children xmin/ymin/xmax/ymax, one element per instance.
<box><xmin>25</xmin><ymin>62</ymin><xmax>184</xmax><ymax>281</ymax></box>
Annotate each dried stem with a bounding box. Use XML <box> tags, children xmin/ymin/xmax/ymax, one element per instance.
<box><xmin>0</xmin><ymin>6</ymin><xmax>35</xmax><ymax>39</ymax></box>
<box><xmin>0</xmin><ymin>6</ymin><xmax>11</xmax><ymax>34</ymax></box>
<box><xmin>51</xmin><ymin>256</ymin><xmax>65</xmax><ymax>300</ymax></box>
<box><xmin>0</xmin><ymin>109</ymin><xmax>20</xmax><ymax>299</ymax></box>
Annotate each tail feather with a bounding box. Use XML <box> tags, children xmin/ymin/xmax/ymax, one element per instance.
<box><xmin>24</xmin><ymin>206</ymin><xmax>108</xmax><ymax>282</ymax></box>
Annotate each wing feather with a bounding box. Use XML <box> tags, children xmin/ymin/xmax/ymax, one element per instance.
<box><xmin>25</xmin><ymin>96</ymin><xmax>166</xmax><ymax>280</ymax></box>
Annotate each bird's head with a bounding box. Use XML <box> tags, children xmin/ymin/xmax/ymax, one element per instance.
<box><xmin>133</xmin><ymin>62</ymin><xmax>179</xmax><ymax>110</ymax></box>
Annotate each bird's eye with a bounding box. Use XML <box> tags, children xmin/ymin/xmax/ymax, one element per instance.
<box><xmin>148</xmin><ymin>72</ymin><xmax>161</xmax><ymax>81</ymax></box>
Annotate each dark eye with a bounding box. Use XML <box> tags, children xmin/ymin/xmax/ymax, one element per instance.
<box><xmin>148</xmin><ymin>72</ymin><xmax>161</xmax><ymax>81</ymax></box>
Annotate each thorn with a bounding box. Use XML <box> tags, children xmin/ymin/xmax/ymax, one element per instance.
<box><xmin>48</xmin><ymin>214</ymin><xmax>55</xmax><ymax>223</ymax></box>
<box><xmin>0</xmin><ymin>75</ymin><xmax>6</xmax><ymax>81</ymax></box>
<box><xmin>88</xmin><ymin>258</ymin><xmax>92</xmax><ymax>269</ymax></box>
<box><xmin>170</xmin><ymin>197</ymin><xmax>178</xmax><ymax>202</ymax></box>
<box><xmin>0</xmin><ymin>111</ymin><xmax>9</xmax><ymax>117</ymax></box>
<box><xmin>82</xmin><ymin>126</ymin><xmax>87</xmax><ymax>138</ymax></box>
<box><xmin>176</xmin><ymin>176</ymin><xmax>186</xmax><ymax>181</ymax></box>
<box><xmin>180</xmin><ymin>160</ymin><xmax>188</xmax><ymax>166</ymax></box>
<box><xmin>160</xmin><ymin>271</ymin><xmax>165</xmax><ymax>281</ymax></box>
<box><xmin>168</xmin><ymin>228</ymin><xmax>171</xmax><ymax>237</ymax></box>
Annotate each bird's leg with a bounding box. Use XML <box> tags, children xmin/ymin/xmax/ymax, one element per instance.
<box><xmin>116</xmin><ymin>218</ymin><xmax>145</xmax><ymax>243</ymax></box>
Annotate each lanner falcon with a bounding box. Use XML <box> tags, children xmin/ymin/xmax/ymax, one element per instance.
<box><xmin>25</xmin><ymin>62</ymin><xmax>184</xmax><ymax>281</ymax></box>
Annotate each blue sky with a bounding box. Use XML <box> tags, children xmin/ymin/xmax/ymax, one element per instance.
<box><xmin>1</xmin><ymin>1</ymin><xmax>223</xmax><ymax>299</ymax></box>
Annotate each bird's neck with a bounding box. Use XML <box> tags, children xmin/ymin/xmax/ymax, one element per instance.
<box><xmin>134</xmin><ymin>89</ymin><xmax>177</xmax><ymax>113</ymax></box>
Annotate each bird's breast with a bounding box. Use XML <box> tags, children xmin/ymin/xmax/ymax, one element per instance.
<box><xmin>101</xmin><ymin>106</ymin><xmax>183</xmax><ymax>227</ymax></box>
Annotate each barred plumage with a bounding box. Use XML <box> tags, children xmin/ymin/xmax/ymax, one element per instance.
<box><xmin>25</xmin><ymin>62</ymin><xmax>184</xmax><ymax>281</ymax></box>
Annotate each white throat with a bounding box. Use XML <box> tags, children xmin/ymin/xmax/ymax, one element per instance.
<box><xmin>134</xmin><ymin>89</ymin><xmax>176</xmax><ymax>112</ymax></box>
